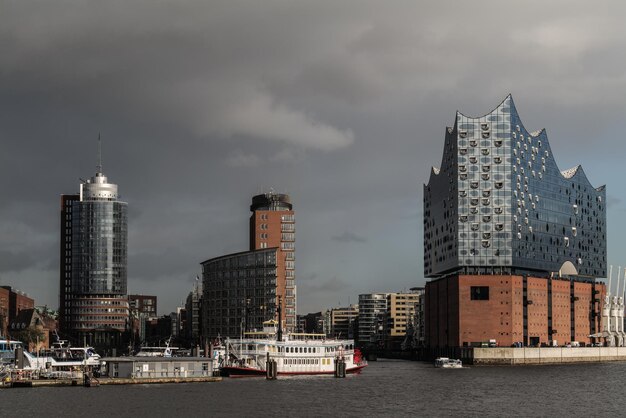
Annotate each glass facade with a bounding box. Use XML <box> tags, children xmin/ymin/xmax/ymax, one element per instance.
<box><xmin>72</xmin><ymin>201</ymin><xmax>127</xmax><ymax>294</ymax></box>
<box><xmin>357</xmin><ymin>293</ymin><xmax>389</xmax><ymax>345</ymax></box>
<box><xmin>424</xmin><ymin>95</ymin><xmax>606</xmax><ymax>278</ymax></box>
<box><xmin>202</xmin><ymin>248</ymin><xmax>279</xmax><ymax>339</ymax></box>
<box><xmin>61</xmin><ymin>169</ymin><xmax>129</xmax><ymax>340</ymax></box>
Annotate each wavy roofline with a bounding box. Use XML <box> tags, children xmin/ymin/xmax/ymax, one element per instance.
<box><xmin>427</xmin><ymin>94</ymin><xmax>606</xmax><ymax>193</ymax></box>
<box><xmin>560</xmin><ymin>164</ymin><xmax>605</xmax><ymax>192</ymax></box>
<box><xmin>455</xmin><ymin>94</ymin><xmax>512</xmax><ymax>120</ymax></box>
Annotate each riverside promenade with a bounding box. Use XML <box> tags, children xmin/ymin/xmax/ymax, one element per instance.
<box><xmin>472</xmin><ymin>346</ymin><xmax>626</xmax><ymax>365</ymax></box>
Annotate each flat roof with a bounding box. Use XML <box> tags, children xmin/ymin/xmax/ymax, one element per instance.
<box><xmin>101</xmin><ymin>356</ymin><xmax>210</xmax><ymax>363</ymax></box>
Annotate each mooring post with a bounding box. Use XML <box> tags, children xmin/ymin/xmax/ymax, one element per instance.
<box><xmin>266</xmin><ymin>352</ymin><xmax>276</xmax><ymax>380</ymax></box>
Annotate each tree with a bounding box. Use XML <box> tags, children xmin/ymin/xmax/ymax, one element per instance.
<box><xmin>13</xmin><ymin>326</ymin><xmax>46</xmax><ymax>351</ymax></box>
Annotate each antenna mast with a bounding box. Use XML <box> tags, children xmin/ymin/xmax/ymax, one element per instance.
<box><xmin>96</xmin><ymin>133</ymin><xmax>103</xmax><ymax>174</ymax></box>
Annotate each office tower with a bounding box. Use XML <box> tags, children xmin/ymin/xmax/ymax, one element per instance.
<box><xmin>59</xmin><ymin>151</ymin><xmax>129</xmax><ymax>347</ymax></box>
<box><xmin>249</xmin><ymin>192</ymin><xmax>296</xmax><ymax>331</ymax></box>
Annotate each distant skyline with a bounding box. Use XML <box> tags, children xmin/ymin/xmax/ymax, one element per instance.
<box><xmin>3</xmin><ymin>1</ymin><xmax>626</xmax><ymax>315</ymax></box>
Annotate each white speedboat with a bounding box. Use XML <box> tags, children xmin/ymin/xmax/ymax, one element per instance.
<box><xmin>434</xmin><ymin>357</ymin><xmax>463</xmax><ymax>368</ymax></box>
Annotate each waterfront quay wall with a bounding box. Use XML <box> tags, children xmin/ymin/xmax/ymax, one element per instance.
<box><xmin>472</xmin><ymin>347</ymin><xmax>626</xmax><ymax>365</ymax></box>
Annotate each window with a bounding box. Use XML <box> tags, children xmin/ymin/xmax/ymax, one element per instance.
<box><xmin>471</xmin><ymin>286</ymin><xmax>489</xmax><ymax>300</ymax></box>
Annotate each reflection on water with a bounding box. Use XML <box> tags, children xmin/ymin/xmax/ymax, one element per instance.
<box><xmin>6</xmin><ymin>359</ymin><xmax>626</xmax><ymax>417</ymax></box>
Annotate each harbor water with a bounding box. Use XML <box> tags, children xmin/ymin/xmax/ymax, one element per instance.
<box><xmin>4</xmin><ymin>359</ymin><xmax>626</xmax><ymax>417</ymax></box>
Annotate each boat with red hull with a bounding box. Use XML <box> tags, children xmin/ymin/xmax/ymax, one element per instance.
<box><xmin>220</xmin><ymin>320</ymin><xmax>367</xmax><ymax>377</ymax></box>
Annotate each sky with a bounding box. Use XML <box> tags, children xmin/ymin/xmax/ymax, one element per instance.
<box><xmin>2</xmin><ymin>0</ymin><xmax>626</xmax><ymax>315</ymax></box>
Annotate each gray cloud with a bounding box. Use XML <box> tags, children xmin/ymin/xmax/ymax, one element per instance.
<box><xmin>607</xmin><ymin>195</ymin><xmax>622</xmax><ymax>209</ymax></box>
<box><xmin>0</xmin><ymin>250</ymin><xmax>37</xmax><ymax>274</ymax></box>
<box><xmin>332</xmin><ymin>232</ymin><xmax>367</xmax><ymax>243</ymax></box>
<box><xmin>299</xmin><ymin>277</ymin><xmax>349</xmax><ymax>294</ymax></box>
<box><xmin>1</xmin><ymin>1</ymin><xmax>626</xmax><ymax>314</ymax></box>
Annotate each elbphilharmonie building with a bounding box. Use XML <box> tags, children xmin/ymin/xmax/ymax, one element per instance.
<box><xmin>424</xmin><ymin>95</ymin><xmax>606</xmax><ymax>279</ymax></box>
<box><xmin>424</xmin><ymin>96</ymin><xmax>608</xmax><ymax>349</ymax></box>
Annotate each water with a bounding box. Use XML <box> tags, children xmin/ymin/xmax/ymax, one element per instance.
<box><xmin>3</xmin><ymin>359</ymin><xmax>626</xmax><ymax>417</ymax></box>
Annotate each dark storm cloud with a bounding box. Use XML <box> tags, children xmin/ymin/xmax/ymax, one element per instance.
<box><xmin>0</xmin><ymin>250</ymin><xmax>36</xmax><ymax>273</ymax></box>
<box><xmin>332</xmin><ymin>232</ymin><xmax>367</xmax><ymax>243</ymax></box>
<box><xmin>2</xmin><ymin>0</ymin><xmax>626</xmax><ymax>314</ymax></box>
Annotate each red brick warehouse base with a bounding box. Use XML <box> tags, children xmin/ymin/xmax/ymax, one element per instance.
<box><xmin>425</xmin><ymin>275</ymin><xmax>605</xmax><ymax>348</ymax></box>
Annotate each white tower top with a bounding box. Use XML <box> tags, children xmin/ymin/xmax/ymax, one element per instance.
<box><xmin>79</xmin><ymin>136</ymin><xmax>119</xmax><ymax>201</ymax></box>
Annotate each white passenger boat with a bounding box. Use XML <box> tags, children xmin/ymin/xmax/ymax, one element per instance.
<box><xmin>220</xmin><ymin>320</ymin><xmax>367</xmax><ymax>377</ymax></box>
<box><xmin>22</xmin><ymin>339</ymin><xmax>101</xmax><ymax>370</ymax></box>
<box><xmin>434</xmin><ymin>357</ymin><xmax>463</xmax><ymax>368</ymax></box>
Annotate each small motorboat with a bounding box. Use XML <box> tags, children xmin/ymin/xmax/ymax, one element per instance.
<box><xmin>434</xmin><ymin>357</ymin><xmax>463</xmax><ymax>368</ymax></box>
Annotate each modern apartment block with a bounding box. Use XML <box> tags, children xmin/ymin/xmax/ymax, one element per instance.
<box><xmin>59</xmin><ymin>157</ymin><xmax>129</xmax><ymax>347</ymax></box>
<box><xmin>384</xmin><ymin>292</ymin><xmax>420</xmax><ymax>349</ymax></box>
<box><xmin>202</xmin><ymin>191</ymin><xmax>295</xmax><ymax>340</ymax></box>
<box><xmin>324</xmin><ymin>305</ymin><xmax>358</xmax><ymax>339</ymax></box>
<box><xmin>202</xmin><ymin>248</ymin><xmax>281</xmax><ymax>339</ymax></box>
<box><xmin>424</xmin><ymin>96</ymin><xmax>607</xmax><ymax>348</ymax></box>
<box><xmin>357</xmin><ymin>293</ymin><xmax>388</xmax><ymax>347</ymax></box>
<box><xmin>249</xmin><ymin>192</ymin><xmax>296</xmax><ymax>331</ymax></box>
